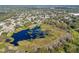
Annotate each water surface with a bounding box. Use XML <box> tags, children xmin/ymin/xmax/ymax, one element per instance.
<box><xmin>11</xmin><ymin>26</ymin><xmax>45</xmax><ymax>46</ymax></box>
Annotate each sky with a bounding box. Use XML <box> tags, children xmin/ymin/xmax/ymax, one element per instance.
<box><xmin>0</xmin><ymin>5</ymin><xmax>79</xmax><ymax>8</ymax></box>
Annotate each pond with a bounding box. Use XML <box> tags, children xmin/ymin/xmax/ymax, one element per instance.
<box><xmin>11</xmin><ymin>26</ymin><xmax>45</xmax><ymax>46</ymax></box>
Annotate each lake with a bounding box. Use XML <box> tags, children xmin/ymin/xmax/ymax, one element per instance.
<box><xmin>11</xmin><ymin>26</ymin><xmax>45</xmax><ymax>46</ymax></box>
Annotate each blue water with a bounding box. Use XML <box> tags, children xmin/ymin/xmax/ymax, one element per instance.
<box><xmin>11</xmin><ymin>26</ymin><xmax>45</xmax><ymax>46</ymax></box>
